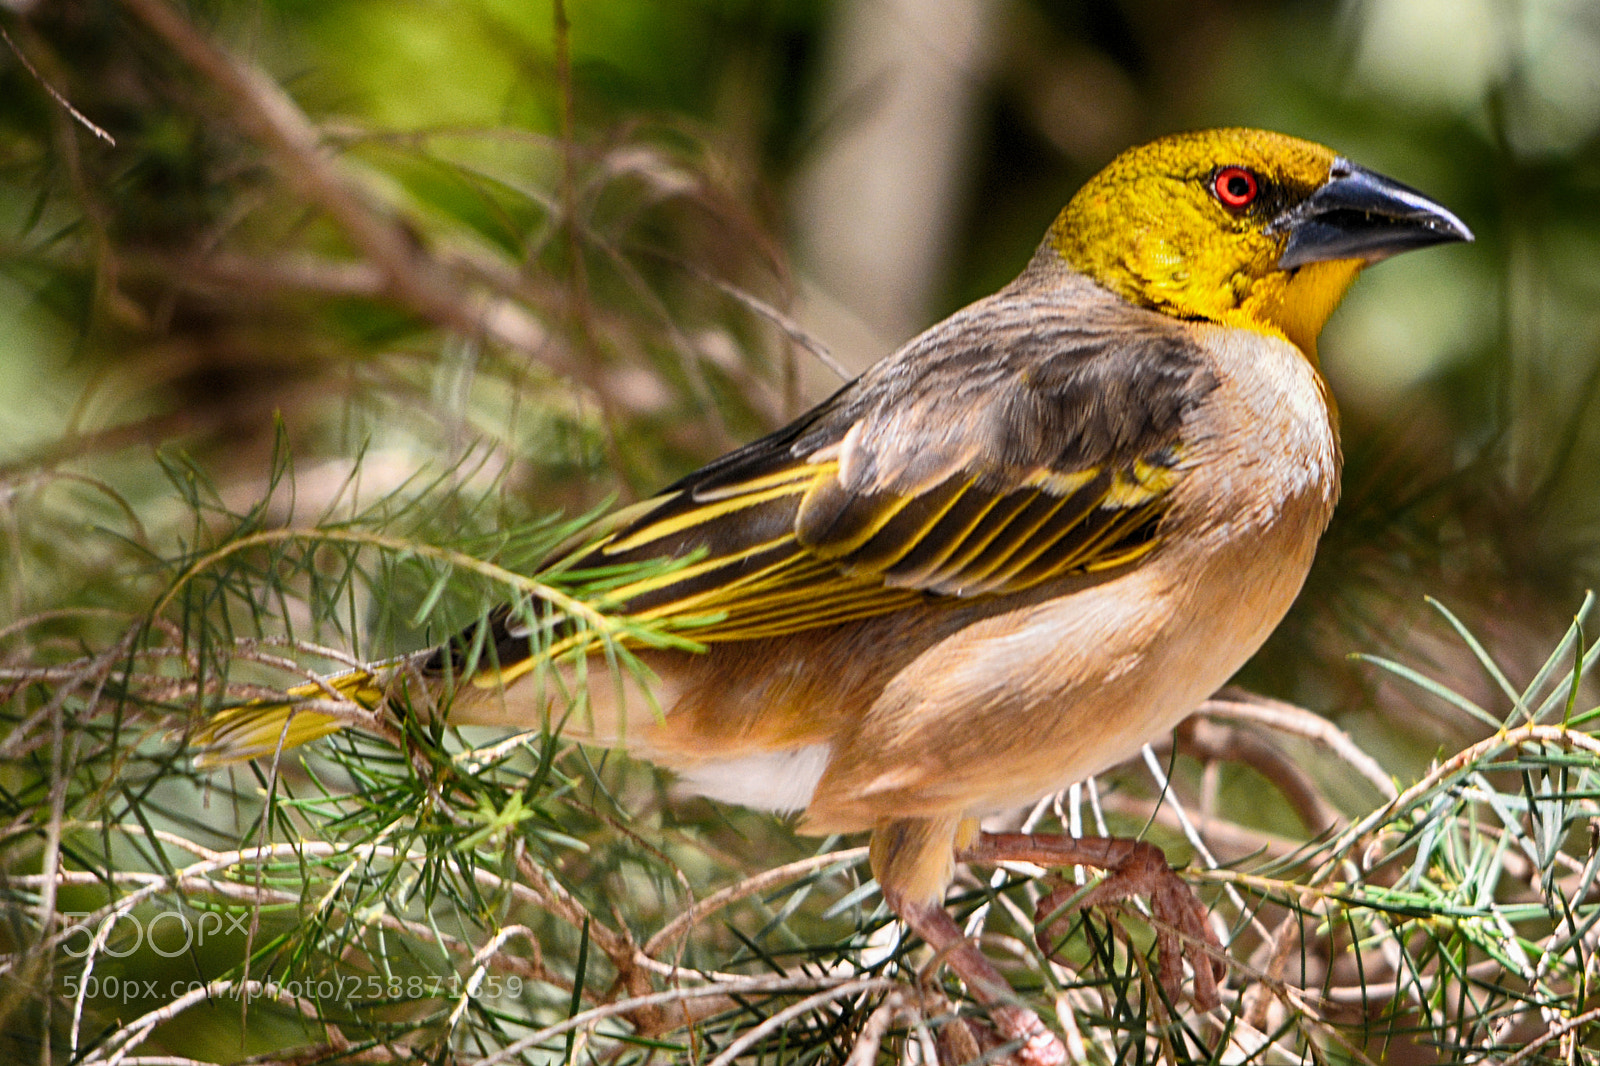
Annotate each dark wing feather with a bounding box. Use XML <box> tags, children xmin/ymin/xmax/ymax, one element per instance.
<box><xmin>431</xmin><ymin>272</ymin><xmax>1216</xmax><ymax>673</ymax></box>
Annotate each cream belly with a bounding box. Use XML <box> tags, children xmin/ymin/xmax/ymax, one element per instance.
<box><xmin>795</xmin><ymin>503</ymin><xmax>1327</xmax><ymax>831</ymax></box>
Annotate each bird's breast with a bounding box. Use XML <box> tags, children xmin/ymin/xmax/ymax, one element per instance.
<box><xmin>1174</xmin><ymin>323</ymin><xmax>1341</xmax><ymax>540</ymax></box>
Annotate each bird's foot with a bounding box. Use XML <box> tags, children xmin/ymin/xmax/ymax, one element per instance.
<box><xmin>962</xmin><ymin>832</ymin><xmax>1224</xmax><ymax>1010</ymax></box>
<box><xmin>990</xmin><ymin>1006</ymin><xmax>1071</xmax><ymax>1066</ymax></box>
<box><xmin>889</xmin><ymin>891</ymin><xmax>1068</xmax><ymax>1066</ymax></box>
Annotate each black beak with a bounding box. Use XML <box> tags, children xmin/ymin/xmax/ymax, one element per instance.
<box><xmin>1275</xmin><ymin>158</ymin><xmax>1473</xmax><ymax>269</ymax></box>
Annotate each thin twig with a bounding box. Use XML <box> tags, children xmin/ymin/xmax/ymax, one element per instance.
<box><xmin>0</xmin><ymin>23</ymin><xmax>114</xmax><ymax>144</ymax></box>
<box><xmin>705</xmin><ymin>977</ymin><xmax>888</xmax><ymax>1066</ymax></box>
<box><xmin>643</xmin><ymin>847</ymin><xmax>869</xmax><ymax>957</ymax></box>
<box><xmin>1199</xmin><ymin>693</ymin><xmax>1398</xmax><ymax>800</ymax></box>
<box><xmin>475</xmin><ymin>974</ymin><xmax>897</xmax><ymax>1066</ymax></box>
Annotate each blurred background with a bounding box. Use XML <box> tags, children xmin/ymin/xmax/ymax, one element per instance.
<box><xmin>2</xmin><ymin>0</ymin><xmax>1599</xmax><ymax>1060</ymax></box>
<box><xmin>5</xmin><ymin>0</ymin><xmax>1597</xmax><ymax>772</ymax></box>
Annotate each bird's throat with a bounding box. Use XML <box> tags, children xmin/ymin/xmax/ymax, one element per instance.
<box><xmin>1227</xmin><ymin>258</ymin><xmax>1364</xmax><ymax>363</ymax></box>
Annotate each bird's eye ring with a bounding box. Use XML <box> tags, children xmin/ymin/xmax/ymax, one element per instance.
<box><xmin>1212</xmin><ymin>166</ymin><xmax>1259</xmax><ymax>209</ymax></box>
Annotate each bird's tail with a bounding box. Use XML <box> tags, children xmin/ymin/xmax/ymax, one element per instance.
<box><xmin>190</xmin><ymin>668</ymin><xmax>389</xmax><ymax>768</ymax></box>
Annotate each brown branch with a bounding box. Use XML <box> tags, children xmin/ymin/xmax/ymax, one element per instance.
<box><xmin>114</xmin><ymin>0</ymin><xmax>575</xmax><ymax>377</ymax></box>
<box><xmin>511</xmin><ymin>843</ymin><xmax>658</xmax><ymax>1013</ymax></box>
<box><xmin>1173</xmin><ymin>717</ymin><xmax>1341</xmax><ymax>835</ymax></box>
<box><xmin>1199</xmin><ymin>693</ymin><xmax>1398</xmax><ymax>800</ymax></box>
<box><xmin>642</xmin><ymin>847</ymin><xmax>870</xmax><ymax>958</ymax></box>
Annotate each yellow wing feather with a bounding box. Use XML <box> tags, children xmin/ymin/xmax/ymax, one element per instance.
<box><xmin>191</xmin><ymin>670</ymin><xmax>382</xmax><ymax>767</ymax></box>
<box><xmin>553</xmin><ymin>445</ymin><xmax>1182</xmax><ymax>644</ymax></box>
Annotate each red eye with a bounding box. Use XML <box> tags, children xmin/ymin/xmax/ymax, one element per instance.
<box><xmin>1213</xmin><ymin>166</ymin><xmax>1258</xmax><ymax>209</ymax></box>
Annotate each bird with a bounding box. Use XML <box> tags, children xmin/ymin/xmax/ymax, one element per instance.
<box><xmin>194</xmin><ymin>128</ymin><xmax>1471</xmax><ymax>1064</ymax></box>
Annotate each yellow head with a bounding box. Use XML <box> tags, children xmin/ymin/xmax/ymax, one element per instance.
<box><xmin>1052</xmin><ymin>128</ymin><xmax>1471</xmax><ymax>359</ymax></box>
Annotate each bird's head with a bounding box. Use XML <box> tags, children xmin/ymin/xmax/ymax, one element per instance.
<box><xmin>1051</xmin><ymin>128</ymin><xmax>1472</xmax><ymax>359</ymax></box>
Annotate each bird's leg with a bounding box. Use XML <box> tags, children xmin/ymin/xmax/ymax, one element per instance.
<box><xmin>885</xmin><ymin>886</ymin><xmax>1068</xmax><ymax>1066</ymax></box>
<box><xmin>959</xmin><ymin>832</ymin><xmax>1224</xmax><ymax>1010</ymax></box>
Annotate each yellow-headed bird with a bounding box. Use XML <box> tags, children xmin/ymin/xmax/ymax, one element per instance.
<box><xmin>196</xmin><ymin>129</ymin><xmax>1470</xmax><ymax>1062</ymax></box>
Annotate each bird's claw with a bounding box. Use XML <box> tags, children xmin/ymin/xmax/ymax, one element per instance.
<box><xmin>1032</xmin><ymin>843</ymin><xmax>1223</xmax><ymax>1010</ymax></box>
<box><xmin>938</xmin><ymin>1004</ymin><xmax>1067</xmax><ymax>1066</ymax></box>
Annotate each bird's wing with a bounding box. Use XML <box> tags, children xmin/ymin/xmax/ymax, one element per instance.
<box><xmin>481</xmin><ymin>291</ymin><xmax>1216</xmax><ymax>660</ymax></box>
